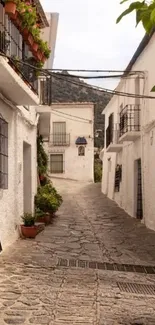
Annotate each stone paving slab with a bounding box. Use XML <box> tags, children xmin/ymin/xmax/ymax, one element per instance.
<box><xmin>1</xmin><ymin>179</ymin><xmax>155</xmax><ymax>324</ymax></box>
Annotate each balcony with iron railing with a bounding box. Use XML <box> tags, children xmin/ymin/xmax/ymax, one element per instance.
<box><xmin>106</xmin><ymin>123</ymin><xmax>123</xmax><ymax>153</ymax></box>
<box><xmin>0</xmin><ymin>1</ymin><xmax>52</xmax><ymax>106</ymax></box>
<box><xmin>49</xmin><ymin>134</ymin><xmax>70</xmax><ymax>147</ymax></box>
<box><xmin>119</xmin><ymin>104</ymin><xmax>141</xmax><ymax>142</ymax></box>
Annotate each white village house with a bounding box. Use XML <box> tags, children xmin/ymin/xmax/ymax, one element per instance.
<box><xmin>102</xmin><ymin>31</ymin><xmax>155</xmax><ymax>232</ymax></box>
<box><xmin>0</xmin><ymin>1</ymin><xmax>58</xmax><ymax>250</ymax></box>
<box><xmin>38</xmin><ymin>103</ymin><xmax>94</xmax><ymax>182</ymax></box>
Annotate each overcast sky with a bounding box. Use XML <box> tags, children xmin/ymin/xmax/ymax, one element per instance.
<box><xmin>41</xmin><ymin>0</ymin><xmax>144</xmax><ymax>88</ymax></box>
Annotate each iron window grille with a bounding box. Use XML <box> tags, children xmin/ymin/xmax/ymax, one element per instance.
<box><xmin>114</xmin><ymin>164</ymin><xmax>122</xmax><ymax>192</ymax></box>
<box><xmin>50</xmin><ymin>134</ymin><xmax>70</xmax><ymax>146</ymax></box>
<box><xmin>50</xmin><ymin>154</ymin><xmax>64</xmax><ymax>174</ymax></box>
<box><xmin>0</xmin><ymin>114</ymin><xmax>8</xmax><ymax>189</ymax></box>
<box><xmin>120</xmin><ymin>104</ymin><xmax>141</xmax><ymax>137</ymax></box>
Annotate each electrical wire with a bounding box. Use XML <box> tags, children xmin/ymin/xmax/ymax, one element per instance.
<box><xmin>0</xmin><ymin>52</ymin><xmax>155</xmax><ymax>99</ymax></box>
<box><xmin>52</xmin><ymin>108</ymin><xmax>91</xmax><ymax>122</ymax></box>
<box><xmin>52</xmin><ymin>72</ymin><xmax>139</xmax><ymax>79</ymax></box>
<box><xmin>51</xmin><ymin>110</ymin><xmax>92</xmax><ymax>124</ymax></box>
<box><xmin>51</xmin><ymin>72</ymin><xmax>155</xmax><ymax>99</ymax></box>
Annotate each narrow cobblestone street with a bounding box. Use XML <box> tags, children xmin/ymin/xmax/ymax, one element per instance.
<box><xmin>1</xmin><ymin>179</ymin><xmax>155</xmax><ymax>324</ymax></box>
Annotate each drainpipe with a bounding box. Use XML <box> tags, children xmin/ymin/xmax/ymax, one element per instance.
<box><xmin>141</xmin><ymin>71</ymin><xmax>148</xmax><ymax>226</ymax></box>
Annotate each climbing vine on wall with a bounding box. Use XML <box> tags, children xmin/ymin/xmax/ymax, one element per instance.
<box><xmin>37</xmin><ymin>134</ymin><xmax>48</xmax><ymax>177</ymax></box>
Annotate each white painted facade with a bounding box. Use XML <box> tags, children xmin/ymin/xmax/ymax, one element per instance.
<box><xmin>102</xmin><ymin>32</ymin><xmax>155</xmax><ymax>232</ymax></box>
<box><xmin>0</xmin><ymin>5</ymin><xmax>58</xmax><ymax>250</ymax></box>
<box><xmin>38</xmin><ymin>103</ymin><xmax>94</xmax><ymax>182</ymax></box>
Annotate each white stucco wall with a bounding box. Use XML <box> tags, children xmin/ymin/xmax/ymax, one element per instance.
<box><xmin>46</xmin><ymin>103</ymin><xmax>94</xmax><ymax>182</ymax></box>
<box><xmin>102</xmin><ymin>32</ymin><xmax>155</xmax><ymax>231</ymax></box>
<box><xmin>0</xmin><ymin>101</ymin><xmax>37</xmax><ymax>250</ymax></box>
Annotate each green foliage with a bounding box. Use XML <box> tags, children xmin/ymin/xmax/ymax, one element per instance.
<box><xmin>22</xmin><ymin>213</ymin><xmax>35</xmax><ymax>227</ymax></box>
<box><xmin>94</xmin><ymin>159</ymin><xmax>102</xmax><ymax>183</ymax></box>
<box><xmin>35</xmin><ymin>208</ymin><xmax>44</xmax><ymax>218</ymax></box>
<box><xmin>117</xmin><ymin>0</ymin><xmax>155</xmax><ymax>34</ymax></box>
<box><xmin>35</xmin><ymin>183</ymin><xmax>63</xmax><ymax>214</ymax></box>
<box><xmin>37</xmin><ymin>135</ymin><xmax>48</xmax><ymax>176</ymax></box>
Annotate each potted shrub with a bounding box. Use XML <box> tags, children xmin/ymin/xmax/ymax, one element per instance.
<box><xmin>35</xmin><ymin>184</ymin><xmax>63</xmax><ymax>222</ymax></box>
<box><xmin>35</xmin><ymin>208</ymin><xmax>50</xmax><ymax>225</ymax></box>
<box><xmin>4</xmin><ymin>0</ymin><xmax>19</xmax><ymax>16</ymax></box>
<box><xmin>21</xmin><ymin>213</ymin><xmax>37</xmax><ymax>238</ymax></box>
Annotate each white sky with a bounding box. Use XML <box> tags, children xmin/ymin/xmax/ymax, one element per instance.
<box><xmin>41</xmin><ymin>0</ymin><xmax>145</xmax><ymax>88</ymax></box>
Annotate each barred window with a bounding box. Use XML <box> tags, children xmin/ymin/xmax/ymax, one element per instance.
<box><xmin>0</xmin><ymin>115</ymin><xmax>8</xmax><ymax>189</ymax></box>
<box><xmin>50</xmin><ymin>154</ymin><xmax>63</xmax><ymax>174</ymax></box>
<box><xmin>114</xmin><ymin>164</ymin><xmax>122</xmax><ymax>192</ymax></box>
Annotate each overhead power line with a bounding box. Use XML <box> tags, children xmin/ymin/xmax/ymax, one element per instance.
<box><xmin>0</xmin><ymin>53</ymin><xmax>154</xmax><ymax>99</ymax></box>
<box><xmin>51</xmin><ymin>110</ymin><xmax>91</xmax><ymax>124</ymax></box>
<box><xmin>51</xmin><ymin>73</ymin><xmax>154</xmax><ymax>99</ymax></box>
<box><xmin>52</xmin><ymin>109</ymin><xmax>92</xmax><ymax>122</ymax></box>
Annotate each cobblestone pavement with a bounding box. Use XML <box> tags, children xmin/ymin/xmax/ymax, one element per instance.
<box><xmin>1</xmin><ymin>179</ymin><xmax>155</xmax><ymax>324</ymax></box>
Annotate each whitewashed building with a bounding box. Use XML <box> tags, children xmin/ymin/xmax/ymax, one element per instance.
<box><xmin>102</xmin><ymin>31</ymin><xmax>155</xmax><ymax>231</ymax></box>
<box><xmin>38</xmin><ymin>103</ymin><xmax>94</xmax><ymax>182</ymax></box>
<box><xmin>0</xmin><ymin>3</ymin><xmax>58</xmax><ymax>250</ymax></box>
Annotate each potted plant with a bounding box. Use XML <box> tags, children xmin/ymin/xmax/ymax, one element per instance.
<box><xmin>4</xmin><ymin>0</ymin><xmax>19</xmax><ymax>16</ymax></box>
<box><xmin>35</xmin><ymin>208</ymin><xmax>51</xmax><ymax>225</ymax></box>
<box><xmin>21</xmin><ymin>213</ymin><xmax>37</xmax><ymax>238</ymax></box>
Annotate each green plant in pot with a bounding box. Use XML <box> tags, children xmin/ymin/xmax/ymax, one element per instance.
<box><xmin>21</xmin><ymin>213</ymin><xmax>37</xmax><ymax>238</ymax></box>
<box><xmin>35</xmin><ymin>207</ymin><xmax>50</xmax><ymax>225</ymax></box>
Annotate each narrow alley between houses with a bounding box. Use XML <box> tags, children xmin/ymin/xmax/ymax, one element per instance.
<box><xmin>1</xmin><ymin>179</ymin><xmax>155</xmax><ymax>325</ymax></box>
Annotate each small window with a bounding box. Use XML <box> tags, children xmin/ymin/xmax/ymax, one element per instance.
<box><xmin>0</xmin><ymin>115</ymin><xmax>8</xmax><ymax>189</ymax></box>
<box><xmin>50</xmin><ymin>154</ymin><xmax>63</xmax><ymax>173</ymax></box>
<box><xmin>78</xmin><ymin>146</ymin><xmax>85</xmax><ymax>156</ymax></box>
<box><xmin>114</xmin><ymin>164</ymin><xmax>122</xmax><ymax>192</ymax></box>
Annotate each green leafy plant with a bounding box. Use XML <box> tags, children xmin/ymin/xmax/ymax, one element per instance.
<box><xmin>94</xmin><ymin>160</ymin><xmax>102</xmax><ymax>183</ymax></box>
<box><xmin>31</xmin><ymin>25</ymin><xmax>41</xmax><ymax>42</ymax></box>
<box><xmin>38</xmin><ymin>184</ymin><xmax>63</xmax><ymax>207</ymax></box>
<box><xmin>35</xmin><ymin>192</ymin><xmax>59</xmax><ymax>213</ymax></box>
<box><xmin>17</xmin><ymin>1</ymin><xmax>37</xmax><ymax>29</ymax></box>
<box><xmin>37</xmin><ymin>134</ymin><xmax>48</xmax><ymax>177</ymax></box>
<box><xmin>117</xmin><ymin>0</ymin><xmax>155</xmax><ymax>34</ymax></box>
<box><xmin>35</xmin><ymin>207</ymin><xmax>44</xmax><ymax>218</ymax></box>
<box><xmin>35</xmin><ymin>183</ymin><xmax>63</xmax><ymax>214</ymax></box>
<box><xmin>22</xmin><ymin>213</ymin><xmax>36</xmax><ymax>227</ymax></box>
<box><xmin>38</xmin><ymin>40</ymin><xmax>51</xmax><ymax>58</ymax></box>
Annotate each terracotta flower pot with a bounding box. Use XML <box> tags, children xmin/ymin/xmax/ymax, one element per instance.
<box><xmin>10</xmin><ymin>10</ymin><xmax>18</xmax><ymax>21</ymax></box>
<box><xmin>41</xmin><ymin>55</ymin><xmax>46</xmax><ymax>64</ymax></box>
<box><xmin>27</xmin><ymin>33</ymin><xmax>34</xmax><ymax>47</ymax></box>
<box><xmin>21</xmin><ymin>225</ymin><xmax>37</xmax><ymax>238</ymax></box>
<box><xmin>37</xmin><ymin>214</ymin><xmax>51</xmax><ymax>225</ymax></box>
<box><xmin>5</xmin><ymin>2</ymin><xmax>16</xmax><ymax>15</ymax></box>
<box><xmin>33</xmin><ymin>42</ymin><xmax>39</xmax><ymax>52</ymax></box>
<box><xmin>37</xmin><ymin>49</ymin><xmax>43</xmax><ymax>61</ymax></box>
<box><xmin>22</xmin><ymin>28</ymin><xmax>29</xmax><ymax>41</ymax></box>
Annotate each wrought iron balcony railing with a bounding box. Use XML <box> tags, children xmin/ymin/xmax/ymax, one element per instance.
<box><xmin>0</xmin><ymin>13</ymin><xmax>52</xmax><ymax>105</ymax></box>
<box><xmin>50</xmin><ymin>134</ymin><xmax>70</xmax><ymax>146</ymax></box>
<box><xmin>120</xmin><ymin>104</ymin><xmax>141</xmax><ymax>137</ymax></box>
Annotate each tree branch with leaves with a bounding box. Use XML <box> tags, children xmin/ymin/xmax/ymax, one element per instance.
<box><xmin>117</xmin><ymin>0</ymin><xmax>155</xmax><ymax>34</ymax></box>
